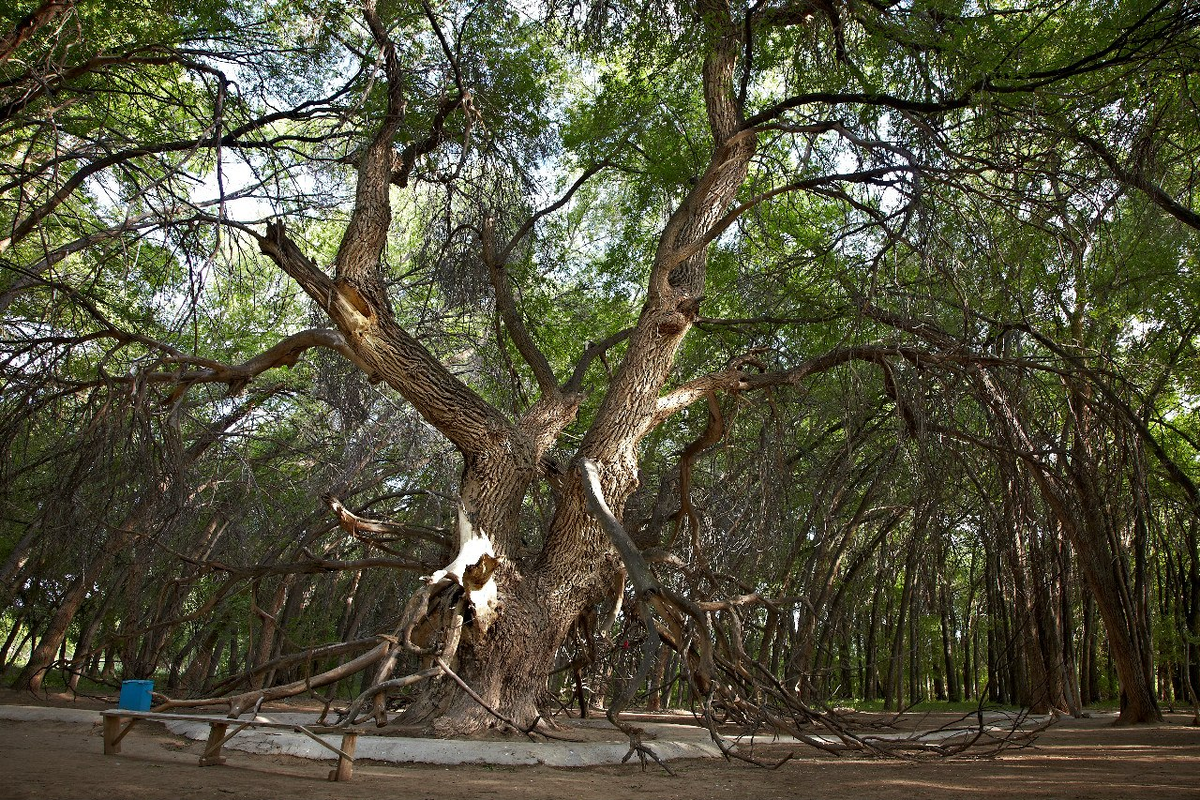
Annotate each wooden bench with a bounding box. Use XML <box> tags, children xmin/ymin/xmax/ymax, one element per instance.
<box><xmin>100</xmin><ymin>710</ymin><xmax>360</xmax><ymax>781</ymax></box>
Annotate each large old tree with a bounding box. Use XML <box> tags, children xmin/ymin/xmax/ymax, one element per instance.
<box><xmin>3</xmin><ymin>0</ymin><xmax>1199</xmax><ymax>733</ymax></box>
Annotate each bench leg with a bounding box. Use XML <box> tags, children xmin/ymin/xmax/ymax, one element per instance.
<box><xmin>103</xmin><ymin>715</ymin><xmax>123</xmax><ymax>755</ymax></box>
<box><xmin>328</xmin><ymin>732</ymin><xmax>357</xmax><ymax>782</ymax></box>
<box><xmin>199</xmin><ymin>722</ymin><xmax>228</xmax><ymax>766</ymax></box>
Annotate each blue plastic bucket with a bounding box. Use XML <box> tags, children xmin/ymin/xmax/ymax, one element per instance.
<box><xmin>118</xmin><ymin>679</ymin><xmax>153</xmax><ymax>711</ymax></box>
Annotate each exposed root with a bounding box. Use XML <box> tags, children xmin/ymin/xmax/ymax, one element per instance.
<box><xmin>434</xmin><ymin>656</ymin><xmax>539</xmax><ymax>739</ymax></box>
<box><xmin>618</xmin><ymin>729</ymin><xmax>676</xmax><ymax>776</ymax></box>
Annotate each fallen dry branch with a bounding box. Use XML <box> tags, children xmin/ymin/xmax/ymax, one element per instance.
<box><xmin>156</xmin><ymin>638</ymin><xmax>392</xmax><ymax>717</ymax></box>
<box><xmin>205</xmin><ymin>637</ymin><xmax>386</xmax><ymax>697</ymax></box>
<box><xmin>434</xmin><ymin>656</ymin><xmax>541</xmax><ymax>739</ymax></box>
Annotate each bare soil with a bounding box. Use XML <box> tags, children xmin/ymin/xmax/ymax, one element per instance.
<box><xmin>1</xmin><ymin>690</ymin><xmax>1198</xmax><ymax>800</ymax></box>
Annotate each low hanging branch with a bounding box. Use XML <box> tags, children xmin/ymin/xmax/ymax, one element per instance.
<box><xmin>155</xmin><ymin>495</ymin><xmax>507</xmax><ymax>727</ymax></box>
<box><xmin>149</xmin><ymin>495</ymin><xmax>465</xmax><ymax>719</ymax></box>
<box><xmin>578</xmin><ymin>458</ymin><xmax>1049</xmax><ymax>763</ymax></box>
<box><xmin>578</xmin><ymin>459</ymin><xmax>679</xmax><ymax>772</ymax></box>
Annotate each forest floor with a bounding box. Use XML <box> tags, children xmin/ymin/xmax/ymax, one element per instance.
<box><xmin>0</xmin><ymin>689</ymin><xmax>1198</xmax><ymax>799</ymax></box>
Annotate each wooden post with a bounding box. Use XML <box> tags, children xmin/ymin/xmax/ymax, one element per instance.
<box><xmin>102</xmin><ymin>714</ymin><xmax>123</xmax><ymax>755</ymax></box>
<box><xmin>199</xmin><ymin>722</ymin><xmax>228</xmax><ymax>766</ymax></box>
<box><xmin>328</xmin><ymin>732</ymin><xmax>357</xmax><ymax>782</ymax></box>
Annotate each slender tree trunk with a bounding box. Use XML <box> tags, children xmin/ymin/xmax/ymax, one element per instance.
<box><xmin>908</xmin><ymin>586</ymin><xmax>920</xmax><ymax>706</ymax></box>
<box><xmin>13</xmin><ymin>574</ymin><xmax>89</xmax><ymax>691</ymax></box>
<box><xmin>1188</xmin><ymin>545</ymin><xmax>1200</xmax><ymax>705</ymax></box>
<box><xmin>839</xmin><ymin>620</ymin><xmax>855</xmax><ymax>700</ymax></box>
<box><xmin>250</xmin><ymin>579</ymin><xmax>290</xmax><ymax>689</ymax></box>
<box><xmin>864</xmin><ymin>564</ymin><xmax>884</xmax><ymax>702</ymax></box>
<box><xmin>67</xmin><ymin>590</ymin><xmax>115</xmax><ymax>693</ymax></box>
<box><xmin>962</xmin><ymin>551</ymin><xmax>979</xmax><ymax>701</ymax></box>
<box><xmin>178</xmin><ymin>626</ymin><xmax>223</xmax><ymax>693</ymax></box>
<box><xmin>0</xmin><ymin>611</ymin><xmax>24</xmax><ymax>669</ymax></box>
<box><xmin>0</xmin><ymin>526</ymin><xmax>40</xmax><ymax>607</ymax></box>
<box><xmin>1057</xmin><ymin>537</ymin><xmax>1083</xmax><ymax>716</ymax></box>
<box><xmin>1081</xmin><ymin>590</ymin><xmax>1099</xmax><ymax>705</ymax></box>
<box><xmin>885</xmin><ymin>542</ymin><xmax>916</xmax><ymax>711</ymax></box>
<box><xmin>1067</xmin><ymin>501</ymin><xmax>1161</xmax><ymax>722</ymax></box>
<box><xmin>985</xmin><ymin>541</ymin><xmax>1004</xmax><ymax>704</ymax></box>
<box><xmin>939</xmin><ymin>581</ymin><xmax>959</xmax><ymax>702</ymax></box>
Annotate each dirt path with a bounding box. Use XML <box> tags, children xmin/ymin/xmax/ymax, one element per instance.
<box><xmin>1</xmin><ymin>692</ymin><xmax>1198</xmax><ymax>800</ymax></box>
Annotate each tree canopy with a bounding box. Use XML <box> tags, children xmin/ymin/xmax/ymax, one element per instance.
<box><xmin>2</xmin><ymin>0</ymin><xmax>1200</xmax><ymax>742</ymax></box>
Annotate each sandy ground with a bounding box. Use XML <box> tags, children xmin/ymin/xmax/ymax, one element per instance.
<box><xmin>1</xmin><ymin>690</ymin><xmax>1198</xmax><ymax>800</ymax></box>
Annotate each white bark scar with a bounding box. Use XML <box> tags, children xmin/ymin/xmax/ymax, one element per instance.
<box><xmin>425</xmin><ymin>533</ymin><xmax>494</xmax><ymax>586</ymax></box>
<box><xmin>423</xmin><ymin>504</ymin><xmax>500</xmax><ymax>631</ymax></box>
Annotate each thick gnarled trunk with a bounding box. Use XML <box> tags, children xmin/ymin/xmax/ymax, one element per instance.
<box><xmin>391</xmin><ymin>461</ymin><xmax>631</xmax><ymax>734</ymax></box>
